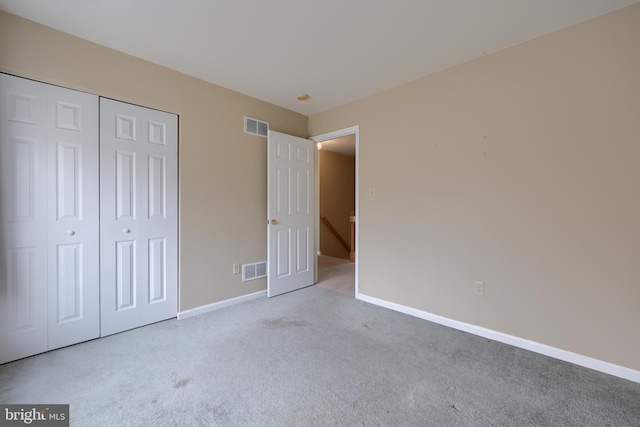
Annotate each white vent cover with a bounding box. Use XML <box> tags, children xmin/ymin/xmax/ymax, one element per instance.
<box><xmin>244</xmin><ymin>116</ymin><xmax>269</xmax><ymax>138</ymax></box>
<box><xmin>242</xmin><ymin>261</ymin><xmax>267</xmax><ymax>282</ymax></box>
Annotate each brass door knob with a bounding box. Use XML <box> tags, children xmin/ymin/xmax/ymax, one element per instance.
<box><xmin>270</xmin><ymin>219</ymin><xmax>279</xmax><ymax>225</ymax></box>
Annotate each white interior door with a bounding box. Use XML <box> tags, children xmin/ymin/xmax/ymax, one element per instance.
<box><xmin>0</xmin><ymin>74</ymin><xmax>49</xmax><ymax>363</ymax></box>
<box><xmin>267</xmin><ymin>130</ymin><xmax>315</xmax><ymax>297</ymax></box>
<box><xmin>100</xmin><ymin>98</ymin><xmax>178</xmax><ymax>337</ymax></box>
<box><xmin>46</xmin><ymin>85</ymin><xmax>99</xmax><ymax>350</ymax></box>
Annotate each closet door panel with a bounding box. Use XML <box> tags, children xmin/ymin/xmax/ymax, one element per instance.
<box><xmin>1</xmin><ymin>74</ymin><xmax>99</xmax><ymax>363</ymax></box>
<box><xmin>47</xmin><ymin>85</ymin><xmax>99</xmax><ymax>350</ymax></box>
<box><xmin>100</xmin><ymin>102</ymin><xmax>142</xmax><ymax>335</ymax></box>
<box><xmin>0</xmin><ymin>74</ymin><xmax>49</xmax><ymax>364</ymax></box>
<box><xmin>100</xmin><ymin>98</ymin><xmax>177</xmax><ymax>337</ymax></box>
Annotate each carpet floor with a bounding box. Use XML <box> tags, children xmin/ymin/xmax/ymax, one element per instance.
<box><xmin>1</xmin><ymin>283</ymin><xmax>639</xmax><ymax>426</ymax></box>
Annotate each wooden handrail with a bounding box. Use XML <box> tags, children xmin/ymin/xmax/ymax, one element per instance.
<box><xmin>321</xmin><ymin>215</ymin><xmax>351</xmax><ymax>253</ymax></box>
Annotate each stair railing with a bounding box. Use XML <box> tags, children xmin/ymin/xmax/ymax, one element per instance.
<box><xmin>320</xmin><ymin>214</ymin><xmax>351</xmax><ymax>253</ymax></box>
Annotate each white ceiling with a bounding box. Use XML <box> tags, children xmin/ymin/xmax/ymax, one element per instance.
<box><xmin>1</xmin><ymin>0</ymin><xmax>637</xmax><ymax>116</ymax></box>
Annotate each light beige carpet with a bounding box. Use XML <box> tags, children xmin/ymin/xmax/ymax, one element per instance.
<box><xmin>316</xmin><ymin>255</ymin><xmax>355</xmax><ymax>296</ymax></box>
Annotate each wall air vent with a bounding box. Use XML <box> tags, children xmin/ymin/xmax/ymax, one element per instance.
<box><xmin>244</xmin><ymin>116</ymin><xmax>269</xmax><ymax>138</ymax></box>
<box><xmin>242</xmin><ymin>261</ymin><xmax>268</xmax><ymax>282</ymax></box>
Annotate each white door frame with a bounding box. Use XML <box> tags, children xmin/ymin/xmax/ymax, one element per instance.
<box><xmin>310</xmin><ymin>125</ymin><xmax>360</xmax><ymax>298</ymax></box>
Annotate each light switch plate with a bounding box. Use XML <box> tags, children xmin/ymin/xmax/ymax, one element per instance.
<box><xmin>474</xmin><ymin>281</ymin><xmax>485</xmax><ymax>296</ymax></box>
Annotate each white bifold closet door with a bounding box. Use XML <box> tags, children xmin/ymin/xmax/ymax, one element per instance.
<box><xmin>99</xmin><ymin>98</ymin><xmax>178</xmax><ymax>337</ymax></box>
<box><xmin>0</xmin><ymin>74</ymin><xmax>99</xmax><ymax>364</ymax></box>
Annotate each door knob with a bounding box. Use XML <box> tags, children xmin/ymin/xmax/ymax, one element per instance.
<box><xmin>270</xmin><ymin>219</ymin><xmax>279</xmax><ymax>225</ymax></box>
<box><xmin>123</xmin><ymin>228</ymin><xmax>131</xmax><ymax>233</ymax></box>
<box><xmin>66</xmin><ymin>230</ymin><xmax>75</xmax><ymax>236</ymax></box>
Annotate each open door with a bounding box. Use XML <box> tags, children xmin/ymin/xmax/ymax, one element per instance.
<box><xmin>267</xmin><ymin>131</ymin><xmax>315</xmax><ymax>297</ymax></box>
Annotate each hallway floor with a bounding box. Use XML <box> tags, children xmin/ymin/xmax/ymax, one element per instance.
<box><xmin>316</xmin><ymin>255</ymin><xmax>355</xmax><ymax>297</ymax></box>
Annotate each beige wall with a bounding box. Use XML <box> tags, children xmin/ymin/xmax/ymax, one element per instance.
<box><xmin>319</xmin><ymin>150</ymin><xmax>355</xmax><ymax>259</ymax></box>
<box><xmin>310</xmin><ymin>4</ymin><xmax>640</xmax><ymax>371</ymax></box>
<box><xmin>0</xmin><ymin>11</ymin><xmax>308</xmax><ymax>311</ymax></box>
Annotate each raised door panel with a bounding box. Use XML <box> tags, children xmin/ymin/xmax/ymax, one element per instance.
<box><xmin>274</xmin><ymin>165</ymin><xmax>291</xmax><ymax>280</ymax></box>
<box><xmin>7</xmin><ymin>138</ymin><xmax>37</xmax><ymax>222</ymax></box>
<box><xmin>296</xmin><ymin>228</ymin><xmax>310</xmax><ymax>273</ymax></box>
<box><xmin>116</xmin><ymin>151</ymin><xmax>137</xmax><ymax>220</ymax></box>
<box><xmin>294</xmin><ymin>167</ymin><xmax>311</xmax><ymax>275</ymax></box>
<box><xmin>148</xmin><ymin>155</ymin><xmax>166</xmax><ymax>220</ymax></box>
<box><xmin>148</xmin><ymin>238</ymin><xmax>166</xmax><ymax>303</ymax></box>
<box><xmin>55</xmin><ymin>244</ymin><xmax>82</xmax><ymax>323</ymax></box>
<box><xmin>116</xmin><ymin>240</ymin><xmax>137</xmax><ymax>310</ymax></box>
<box><xmin>7</xmin><ymin>248</ymin><xmax>37</xmax><ymax>330</ymax></box>
<box><xmin>276</xmin><ymin>228</ymin><xmax>291</xmax><ymax>278</ymax></box>
<box><xmin>55</xmin><ymin>143</ymin><xmax>81</xmax><ymax>220</ymax></box>
<box><xmin>47</xmin><ymin>84</ymin><xmax>99</xmax><ymax>350</ymax></box>
<box><xmin>0</xmin><ymin>74</ymin><xmax>48</xmax><ymax>364</ymax></box>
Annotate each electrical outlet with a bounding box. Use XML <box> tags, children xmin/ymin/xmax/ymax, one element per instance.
<box><xmin>474</xmin><ymin>281</ymin><xmax>485</xmax><ymax>296</ymax></box>
<box><xmin>368</xmin><ymin>187</ymin><xmax>376</xmax><ymax>199</ymax></box>
<box><xmin>233</xmin><ymin>263</ymin><xmax>241</xmax><ymax>275</ymax></box>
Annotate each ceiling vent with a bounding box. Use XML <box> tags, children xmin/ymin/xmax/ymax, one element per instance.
<box><xmin>244</xmin><ymin>116</ymin><xmax>269</xmax><ymax>138</ymax></box>
<box><xmin>242</xmin><ymin>261</ymin><xmax>267</xmax><ymax>282</ymax></box>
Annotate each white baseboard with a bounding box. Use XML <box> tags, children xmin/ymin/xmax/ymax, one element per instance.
<box><xmin>358</xmin><ymin>293</ymin><xmax>640</xmax><ymax>384</ymax></box>
<box><xmin>177</xmin><ymin>290</ymin><xmax>267</xmax><ymax>320</ymax></box>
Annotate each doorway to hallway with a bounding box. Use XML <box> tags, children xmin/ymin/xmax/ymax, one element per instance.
<box><xmin>311</xmin><ymin>126</ymin><xmax>359</xmax><ymax>298</ymax></box>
